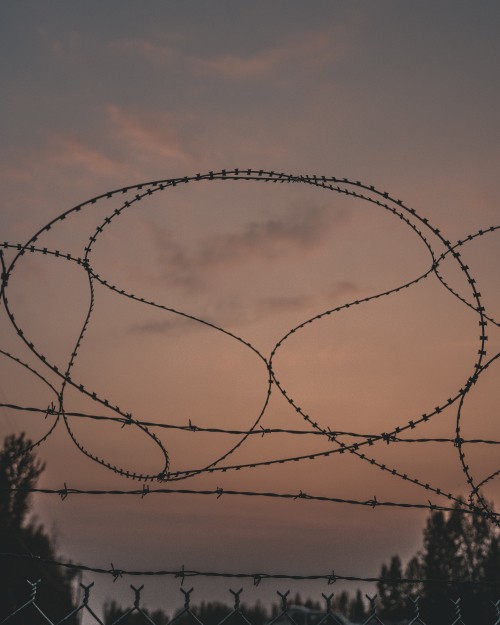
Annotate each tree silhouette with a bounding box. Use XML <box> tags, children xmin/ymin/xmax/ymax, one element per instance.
<box><xmin>348</xmin><ymin>589</ymin><xmax>366</xmax><ymax>623</ymax></box>
<box><xmin>103</xmin><ymin>598</ymin><xmax>271</xmax><ymax>625</ymax></box>
<box><xmin>420</xmin><ymin>502</ymin><xmax>500</xmax><ymax>624</ymax></box>
<box><xmin>377</xmin><ymin>555</ymin><xmax>406</xmax><ymax>622</ymax></box>
<box><xmin>377</xmin><ymin>501</ymin><xmax>500</xmax><ymax>624</ymax></box>
<box><xmin>0</xmin><ymin>432</ymin><xmax>78</xmax><ymax>624</ymax></box>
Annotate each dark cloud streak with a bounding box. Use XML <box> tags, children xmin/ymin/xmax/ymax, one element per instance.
<box><xmin>149</xmin><ymin>203</ymin><xmax>349</xmax><ymax>291</ymax></box>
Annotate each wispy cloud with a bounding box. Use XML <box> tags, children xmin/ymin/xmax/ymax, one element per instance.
<box><xmin>0</xmin><ymin>103</ymin><xmax>197</xmax><ymax>201</ymax></box>
<box><xmin>128</xmin><ymin>280</ymin><xmax>360</xmax><ymax>336</ymax></box>
<box><xmin>251</xmin><ymin>280</ymin><xmax>358</xmax><ymax>320</ymax></box>
<box><xmin>129</xmin><ymin>316</ymin><xmax>195</xmax><ymax>335</ymax></box>
<box><xmin>106</xmin><ymin>105</ymin><xmax>195</xmax><ymax>165</ymax></box>
<box><xmin>324</xmin><ymin>280</ymin><xmax>358</xmax><ymax>299</ymax></box>
<box><xmin>148</xmin><ymin>226</ymin><xmax>198</xmax><ymax>289</ymax></box>
<box><xmin>110</xmin><ymin>31</ymin><xmax>345</xmax><ymax>81</ymax></box>
<box><xmin>49</xmin><ymin>31</ymin><xmax>83</xmax><ymax>59</ymax></box>
<box><xmin>0</xmin><ymin>135</ymin><xmax>129</xmax><ymax>216</ymax></box>
<box><xmin>108</xmin><ymin>38</ymin><xmax>183</xmax><ymax>67</ymax></box>
<box><xmin>193</xmin><ymin>34</ymin><xmax>342</xmax><ymax>79</ymax></box>
<box><xmin>147</xmin><ymin>203</ymin><xmax>348</xmax><ymax>290</ymax></box>
<box><xmin>199</xmin><ymin>203</ymin><xmax>342</xmax><ymax>265</ymax></box>
<box><xmin>123</xmin><ymin>206</ymin><xmax>355</xmax><ymax>337</ymax></box>
<box><xmin>257</xmin><ymin>295</ymin><xmax>312</xmax><ymax>313</ymax></box>
<box><xmin>50</xmin><ymin>134</ymin><xmax>125</xmax><ymax>178</ymax></box>
<box><xmin>35</xmin><ymin>26</ymin><xmax>83</xmax><ymax>60</ymax></box>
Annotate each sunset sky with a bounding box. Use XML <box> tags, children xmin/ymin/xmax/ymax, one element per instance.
<box><xmin>1</xmin><ymin>1</ymin><xmax>499</xmax><ymax>617</ymax></box>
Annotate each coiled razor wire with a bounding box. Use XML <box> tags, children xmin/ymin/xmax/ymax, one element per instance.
<box><xmin>0</xmin><ymin>169</ymin><xmax>499</xmax><ymax>584</ymax></box>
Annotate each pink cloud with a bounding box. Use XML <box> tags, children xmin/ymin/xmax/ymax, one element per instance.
<box><xmin>34</xmin><ymin>26</ymin><xmax>83</xmax><ymax>60</ymax></box>
<box><xmin>0</xmin><ymin>104</ymin><xmax>200</xmax><ymax>212</ymax></box>
<box><xmin>50</xmin><ymin>134</ymin><xmax>124</xmax><ymax>178</ymax></box>
<box><xmin>0</xmin><ymin>136</ymin><xmax>126</xmax><ymax>204</ymax></box>
<box><xmin>110</xmin><ymin>31</ymin><xmax>344</xmax><ymax>80</ymax></box>
<box><xmin>108</xmin><ymin>39</ymin><xmax>181</xmax><ymax>66</ymax></box>
<box><xmin>106</xmin><ymin>104</ymin><xmax>194</xmax><ymax>165</ymax></box>
<box><xmin>194</xmin><ymin>34</ymin><xmax>340</xmax><ymax>79</ymax></box>
<box><xmin>195</xmin><ymin>50</ymin><xmax>282</xmax><ymax>79</ymax></box>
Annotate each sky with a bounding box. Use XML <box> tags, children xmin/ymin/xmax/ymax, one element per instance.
<box><xmin>1</xmin><ymin>0</ymin><xmax>499</xmax><ymax>618</ymax></box>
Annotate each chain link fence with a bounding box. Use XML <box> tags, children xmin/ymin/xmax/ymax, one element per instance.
<box><xmin>1</xmin><ymin>580</ymin><xmax>500</xmax><ymax>625</ymax></box>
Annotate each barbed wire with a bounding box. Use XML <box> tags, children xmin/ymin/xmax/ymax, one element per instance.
<box><xmin>1</xmin><ymin>553</ymin><xmax>499</xmax><ymax>587</ymax></box>
<box><xmin>6</xmin><ymin>485</ymin><xmax>500</xmax><ymax>521</ymax></box>
<box><xmin>0</xmin><ymin>169</ymin><xmax>498</xmax><ymax>582</ymax></box>
<box><xmin>1</xmin><ymin>401</ymin><xmax>499</xmax><ymax>444</ymax></box>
